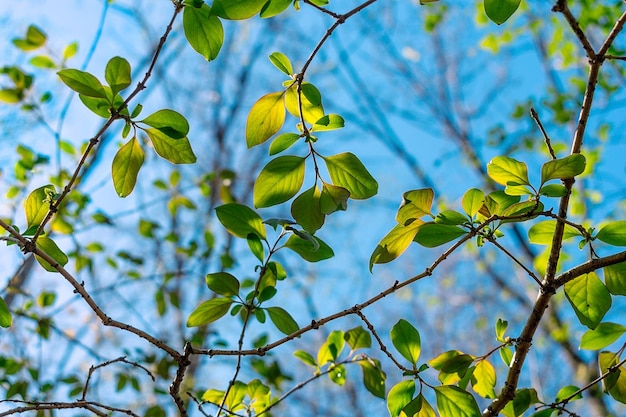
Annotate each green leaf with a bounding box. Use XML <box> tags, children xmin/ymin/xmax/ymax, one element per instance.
<box><xmin>141</xmin><ymin>109</ymin><xmax>189</xmax><ymax>139</ymax></box>
<box><xmin>12</xmin><ymin>25</ymin><xmax>47</xmax><ymax>50</ymax></box>
<box><xmin>597</xmin><ymin>221</ymin><xmax>626</xmax><ymax>246</ymax></box>
<box><xmin>79</xmin><ymin>94</ymin><xmax>114</xmax><ymax>118</ymax></box>
<box><xmin>397</xmin><ymin>188</ymin><xmax>434</xmax><ymax>225</ymax></box>
<box><xmin>291</xmin><ymin>186</ymin><xmax>325</xmax><ymax>233</ymax></box>
<box><xmin>538</xmin><ymin>184</ymin><xmax>568</xmax><ymax>198</ymax></box>
<box><xmin>580</xmin><ymin>322</ymin><xmax>626</xmax><ymax>350</ymax></box>
<box><xmin>36</xmin><ymin>237</ymin><xmax>69</xmax><ymax>272</ymax></box>
<box><xmin>266</xmin><ymin>306</ymin><xmax>299</xmax><ymax>335</ymax></box>
<box><xmin>63</xmin><ymin>42</ymin><xmax>78</xmax><ymax>60</ymax></box>
<box><xmin>253</xmin><ymin>156</ymin><xmax>306</xmax><ymax>208</ymax></box>
<box><xmin>269</xmin><ymin>133</ymin><xmax>300</xmax><ymax>155</ymax></box>
<box><xmin>247</xmin><ymin>233</ymin><xmax>265</xmax><ymax>262</ymax></box>
<box><xmin>484</xmin><ymin>0</ymin><xmax>521</xmax><ymax>25</ymax></box>
<box><xmin>320</xmin><ymin>183</ymin><xmax>350</xmax><ymax>214</ymax></box>
<box><xmin>323</xmin><ymin>152</ymin><xmax>378</xmax><ymax>199</ymax></box>
<box><xmin>215</xmin><ymin>203</ymin><xmax>266</xmax><ymax>239</ymax></box>
<box><xmin>183</xmin><ymin>4</ymin><xmax>224</xmax><ymax>61</ymax></box>
<box><xmin>211</xmin><ymin>0</ymin><xmax>266</xmax><ymax>19</ymax></box>
<box><xmin>564</xmin><ymin>272</ymin><xmax>612</xmax><ymax>329</ymax></box>
<box><xmin>283</xmin><ymin>234</ymin><xmax>334</xmax><ymax>262</ymax></box>
<box><xmin>599</xmin><ymin>351</ymin><xmax>621</xmax><ymax>393</ymax></box>
<box><xmin>435</xmin><ymin>210</ymin><xmax>468</xmax><ymax>226</ymax></box>
<box><xmin>260</xmin><ymin>0</ymin><xmax>293</xmax><ymax>18</ymax></box>
<box><xmin>285</xmin><ymin>82</ymin><xmax>325</xmax><ymax>124</ymax></box>
<box><xmin>471</xmin><ymin>360</ymin><xmax>496</xmax><ymax>398</ymax></box>
<box><xmin>313</xmin><ymin>114</ymin><xmax>345</xmax><ymax>132</ymax></box>
<box><xmin>105</xmin><ymin>56</ymin><xmax>131</xmax><ymax>95</ymax></box>
<box><xmin>359</xmin><ymin>359</ymin><xmax>386</xmax><ymax>399</ymax></box>
<box><xmin>413</xmin><ymin>223</ymin><xmax>466</xmax><ymax>248</ymax></box>
<box><xmin>269</xmin><ymin>51</ymin><xmax>293</xmax><ymax>75</ymax></box>
<box><xmin>369</xmin><ymin>221</ymin><xmax>423</xmax><ymax>270</ymax></box>
<box><xmin>390</xmin><ymin>319</ymin><xmax>421</xmax><ymax>366</ymax></box>
<box><xmin>486</xmin><ymin>156</ymin><xmax>529</xmax><ymax>186</ymax></box>
<box><xmin>25</xmin><ymin>185</ymin><xmax>55</xmax><ymax>228</ymax></box>
<box><xmin>145</xmin><ymin>128</ymin><xmax>196</xmax><ymax>164</ymax></box>
<box><xmin>528</xmin><ymin>220</ymin><xmax>580</xmax><ymax>245</ymax></box>
<box><xmin>318</xmin><ymin>330</ymin><xmax>345</xmax><ymax>364</ymax></box>
<box><xmin>246</xmin><ymin>92</ymin><xmax>286</xmax><ymax>148</ymax></box>
<box><xmin>555</xmin><ymin>385</ymin><xmax>582</xmax><ymax>402</ymax></box>
<box><xmin>504</xmin><ymin>184</ymin><xmax>534</xmax><ymax>196</ymax></box>
<box><xmin>495</xmin><ymin>318</ymin><xmax>508</xmax><ymax>342</ymax></box>
<box><xmin>294</xmin><ymin>350</ymin><xmax>317</xmax><ymax>367</ymax></box>
<box><xmin>344</xmin><ymin>326</ymin><xmax>372</xmax><ymax>350</ymax></box>
<box><xmin>462</xmin><ymin>188</ymin><xmax>484</xmax><ymax>217</ymax></box>
<box><xmin>387</xmin><ymin>380</ymin><xmax>415</xmax><ymax>417</ymax></box>
<box><xmin>540</xmin><ymin>154</ymin><xmax>586</xmax><ymax>184</ymax></box>
<box><xmin>329</xmin><ymin>363</ymin><xmax>347</xmax><ymax>386</ymax></box>
<box><xmin>57</xmin><ymin>69</ymin><xmax>107</xmax><ymax>98</ymax></box>
<box><xmin>187</xmin><ymin>298</ymin><xmax>233</xmax><ymax>327</ymax></box>
<box><xmin>434</xmin><ymin>385</ymin><xmax>481</xmax><ymax>417</ymax></box>
<box><xmin>402</xmin><ymin>394</ymin><xmax>437</xmax><ymax>417</ymax></box>
<box><xmin>481</xmin><ymin>191</ymin><xmax>520</xmax><ymax>217</ymax></box>
<box><xmin>0</xmin><ymin>296</ymin><xmax>12</xmax><ymax>328</ymax></box>
<box><xmin>29</xmin><ymin>55</ymin><xmax>56</xmax><ymax>69</ymax></box>
<box><xmin>509</xmin><ymin>388</ymin><xmax>540</xmax><ymax>416</ymax></box>
<box><xmin>206</xmin><ymin>272</ymin><xmax>240</xmax><ymax>297</ymax></box>
<box><xmin>112</xmin><ymin>138</ymin><xmax>144</xmax><ymax>197</ymax></box>
<box><xmin>500</xmin><ymin>200</ymin><xmax>543</xmax><ymax>219</ymax></box>
<box><xmin>605</xmin><ymin>262</ymin><xmax>626</xmax><ymax>295</ymax></box>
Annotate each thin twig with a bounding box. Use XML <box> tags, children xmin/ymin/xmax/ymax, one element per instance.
<box><xmin>530</xmin><ymin>107</ymin><xmax>556</xmax><ymax>159</ymax></box>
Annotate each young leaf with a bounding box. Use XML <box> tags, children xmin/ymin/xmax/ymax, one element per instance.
<box><xmin>283</xmin><ymin>234</ymin><xmax>334</xmax><ymax>262</ymax></box>
<box><xmin>564</xmin><ymin>272</ymin><xmax>612</xmax><ymax>329</ymax></box>
<box><xmin>246</xmin><ymin>92</ymin><xmax>286</xmax><ymax>148</ymax></box>
<box><xmin>253</xmin><ymin>156</ymin><xmax>306</xmax><ymax>208</ymax></box>
<box><xmin>540</xmin><ymin>154</ymin><xmax>586</xmax><ymax>184</ymax></box>
<box><xmin>484</xmin><ymin>0</ymin><xmax>521</xmax><ymax>25</ymax></box>
<box><xmin>215</xmin><ymin>203</ymin><xmax>266</xmax><ymax>239</ymax></box>
<box><xmin>25</xmin><ymin>184</ymin><xmax>55</xmax><ymax>228</ymax></box>
<box><xmin>206</xmin><ymin>272</ymin><xmax>240</xmax><ymax>297</ymax></box>
<box><xmin>413</xmin><ymin>223</ymin><xmax>466</xmax><ymax>248</ymax></box>
<box><xmin>344</xmin><ymin>326</ymin><xmax>372</xmax><ymax>350</ymax></box>
<box><xmin>269</xmin><ymin>132</ymin><xmax>300</xmax><ymax>155</ymax></box>
<box><xmin>369</xmin><ymin>221</ymin><xmax>423</xmax><ymax>270</ymax></box>
<box><xmin>599</xmin><ymin>351</ymin><xmax>622</xmax><ymax>393</ymax></box>
<box><xmin>402</xmin><ymin>394</ymin><xmax>437</xmax><ymax>417</ymax></box>
<box><xmin>141</xmin><ymin>109</ymin><xmax>189</xmax><ymax>139</ymax></box>
<box><xmin>105</xmin><ymin>56</ymin><xmax>131</xmax><ymax>95</ymax></box>
<box><xmin>495</xmin><ymin>318</ymin><xmax>508</xmax><ymax>342</ymax></box>
<box><xmin>313</xmin><ymin>114</ymin><xmax>345</xmax><ymax>132</ymax></box>
<box><xmin>435</xmin><ymin>210</ymin><xmax>468</xmax><ymax>226</ymax></box>
<box><xmin>57</xmin><ymin>69</ymin><xmax>107</xmax><ymax>98</ymax></box>
<box><xmin>605</xmin><ymin>262</ymin><xmax>626</xmax><ymax>295</ymax></box>
<box><xmin>387</xmin><ymin>380</ymin><xmax>415</xmax><ymax>417</ymax></box>
<box><xmin>36</xmin><ymin>237</ymin><xmax>69</xmax><ymax>272</ymax></box>
<box><xmin>318</xmin><ymin>331</ymin><xmax>345</xmax><ymax>364</ymax></box>
<box><xmin>112</xmin><ymin>138</ymin><xmax>144</xmax><ymax>198</ymax></box>
<box><xmin>145</xmin><ymin>128</ymin><xmax>196</xmax><ymax>164</ymax></box>
<box><xmin>260</xmin><ymin>0</ymin><xmax>293</xmax><ymax>18</ymax></box>
<box><xmin>211</xmin><ymin>0</ymin><xmax>266</xmax><ymax>20</ymax></box>
<box><xmin>580</xmin><ymin>322</ymin><xmax>626</xmax><ymax>350</ymax></box>
<box><xmin>183</xmin><ymin>4</ymin><xmax>224</xmax><ymax>61</ymax></box>
<box><xmin>294</xmin><ymin>350</ymin><xmax>317</xmax><ymax>367</ymax></box>
<box><xmin>320</xmin><ymin>183</ymin><xmax>350</xmax><ymax>214</ymax></box>
<box><xmin>291</xmin><ymin>186</ymin><xmax>325</xmax><ymax>233</ymax></box>
<box><xmin>471</xmin><ymin>360</ymin><xmax>496</xmax><ymax>399</ymax></box>
<box><xmin>397</xmin><ymin>188</ymin><xmax>434</xmax><ymax>225</ymax></box>
<box><xmin>266</xmin><ymin>306</ymin><xmax>299</xmax><ymax>335</ymax></box>
<box><xmin>285</xmin><ymin>82</ymin><xmax>325</xmax><ymax>124</ymax></box>
<box><xmin>323</xmin><ymin>152</ymin><xmax>378</xmax><ymax>199</ymax></box>
<box><xmin>269</xmin><ymin>51</ymin><xmax>293</xmax><ymax>75</ymax></box>
<box><xmin>528</xmin><ymin>220</ymin><xmax>580</xmax><ymax>245</ymax></box>
<box><xmin>597</xmin><ymin>221</ymin><xmax>626</xmax><ymax>246</ymax></box>
<box><xmin>187</xmin><ymin>298</ymin><xmax>233</xmax><ymax>327</ymax></box>
<box><xmin>0</xmin><ymin>296</ymin><xmax>12</xmax><ymax>328</ymax></box>
<box><xmin>538</xmin><ymin>184</ymin><xmax>568</xmax><ymax>198</ymax></box>
<box><xmin>462</xmin><ymin>188</ymin><xmax>484</xmax><ymax>217</ymax></box>
<box><xmin>329</xmin><ymin>364</ymin><xmax>347</xmax><ymax>386</ymax></box>
<box><xmin>486</xmin><ymin>156</ymin><xmax>529</xmax><ymax>186</ymax></box>
<box><xmin>359</xmin><ymin>359</ymin><xmax>386</xmax><ymax>399</ymax></box>
<box><xmin>12</xmin><ymin>24</ymin><xmax>47</xmax><ymax>50</ymax></box>
<box><xmin>247</xmin><ymin>233</ymin><xmax>265</xmax><ymax>262</ymax></box>
<box><xmin>434</xmin><ymin>385</ymin><xmax>481</xmax><ymax>417</ymax></box>
<box><xmin>390</xmin><ymin>319</ymin><xmax>421</xmax><ymax>366</ymax></box>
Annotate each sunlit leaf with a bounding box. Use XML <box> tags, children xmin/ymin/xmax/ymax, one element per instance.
<box><xmin>0</xmin><ymin>296</ymin><xmax>12</xmax><ymax>328</ymax></box>
<box><xmin>555</xmin><ymin>385</ymin><xmax>582</xmax><ymax>402</ymax></box>
<box><xmin>253</xmin><ymin>156</ymin><xmax>305</xmax><ymax>208</ymax></box>
<box><xmin>141</xmin><ymin>109</ymin><xmax>189</xmax><ymax>139</ymax></box>
<box><xmin>390</xmin><ymin>319</ymin><xmax>421</xmax><ymax>366</ymax></box>
<box><xmin>57</xmin><ymin>69</ymin><xmax>107</xmax><ymax>98</ymax></box>
<box><xmin>435</xmin><ymin>210</ymin><xmax>468</xmax><ymax>225</ymax></box>
<box><xmin>599</xmin><ymin>351</ymin><xmax>621</xmax><ymax>393</ymax></box>
<box><xmin>359</xmin><ymin>359</ymin><xmax>386</xmax><ymax>399</ymax></box>
<box><xmin>320</xmin><ymin>183</ymin><xmax>350</xmax><ymax>214</ymax></box>
<box><xmin>434</xmin><ymin>385</ymin><xmax>481</xmax><ymax>417</ymax></box>
<box><xmin>484</xmin><ymin>0</ymin><xmax>521</xmax><ymax>25</ymax></box>
<box><xmin>294</xmin><ymin>350</ymin><xmax>317</xmax><ymax>367</ymax></box>
<box><xmin>36</xmin><ymin>237</ymin><xmax>69</xmax><ymax>272</ymax></box>
<box><xmin>105</xmin><ymin>56</ymin><xmax>131</xmax><ymax>95</ymax></box>
<box><xmin>397</xmin><ymin>188</ymin><xmax>434</xmax><ymax>225</ymax></box>
<box><xmin>283</xmin><ymin>234</ymin><xmax>333</xmax><ymax>262</ymax></box>
<box><xmin>145</xmin><ymin>128</ymin><xmax>196</xmax><ymax>164</ymax></box>
<box><xmin>538</xmin><ymin>183</ymin><xmax>568</xmax><ymax>197</ymax></box>
<box><xmin>564</xmin><ymin>272</ymin><xmax>612</xmax><ymax>329</ymax></box>
<box><xmin>266</xmin><ymin>306</ymin><xmax>299</xmax><ymax>335</ymax></box>
<box><xmin>269</xmin><ymin>132</ymin><xmax>300</xmax><ymax>155</ymax></box>
<box><xmin>215</xmin><ymin>203</ymin><xmax>266</xmax><ymax>239</ymax></box>
<box><xmin>318</xmin><ymin>330</ymin><xmax>345</xmax><ymax>364</ymax></box>
<box><xmin>206</xmin><ymin>272</ymin><xmax>240</xmax><ymax>297</ymax></box>
<box><xmin>344</xmin><ymin>326</ymin><xmax>371</xmax><ymax>350</ymax></box>
<box><xmin>329</xmin><ymin>363</ymin><xmax>347</xmax><ymax>386</ymax></box>
<box><xmin>605</xmin><ymin>262</ymin><xmax>626</xmax><ymax>295</ymax></box>
<box><xmin>401</xmin><ymin>394</ymin><xmax>437</xmax><ymax>417</ymax></box>
<box><xmin>413</xmin><ymin>223</ymin><xmax>466</xmax><ymax>248</ymax></box>
<box><xmin>471</xmin><ymin>360</ymin><xmax>496</xmax><ymax>398</ymax></box>
<box><xmin>387</xmin><ymin>380</ymin><xmax>415</xmax><ymax>417</ymax></box>
<box><xmin>369</xmin><ymin>221</ymin><xmax>422</xmax><ymax>270</ymax></box>
<box><xmin>285</xmin><ymin>82</ymin><xmax>325</xmax><ymax>124</ymax></box>
<box><xmin>246</xmin><ymin>92</ymin><xmax>286</xmax><ymax>147</ymax></box>
<box><xmin>25</xmin><ymin>185</ymin><xmax>55</xmax><ymax>228</ymax></box>
<box><xmin>313</xmin><ymin>114</ymin><xmax>345</xmax><ymax>132</ymax></box>
<box><xmin>597</xmin><ymin>221</ymin><xmax>626</xmax><ymax>246</ymax></box>
<box><xmin>462</xmin><ymin>188</ymin><xmax>484</xmax><ymax>217</ymax></box>
<box><xmin>486</xmin><ymin>156</ymin><xmax>529</xmax><ymax>186</ymax></box>
<box><xmin>291</xmin><ymin>186</ymin><xmax>325</xmax><ymax>233</ymax></box>
<box><xmin>260</xmin><ymin>0</ymin><xmax>292</xmax><ymax>18</ymax></box>
<box><xmin>580</xmin><ymin>322</ymin><xmax>626</xmax><ymax>350</ymax></box>
<box><xmin>269</xmin><ymin>51</ymin><xmax>293</xmax><ymax>75</ymax></box>
<box><xmin>323</xmin><ymin>152</ymin><xmax>377</xmax><ymax>199</ymax></box>
<box><xmin>540</xmin><ymin>154</ymin><xmax>586</xmax><ymax>184</ymax></box>
<box><xmin>183</xmin><ymin>4</ymin><xmax>224</xmax><ymax>61</ymax></box>
<box><xmin>211</xmin><ymin>0</ymin><xmax>266</xmax><ymax>20</ymax></box>
<box><xmin>528</xmin><ymin>220</ymin><xmax>580</xmax><ymax>245</ymax></box>
<box><xmin>112</xmin><ymin>137</ymin><xmax>144</xmax><ymax>198</ymax></box>
<box><xmin>187</xmin><ymin>298</ymin><xmax>233</xmax><ymax>327</ymax></box>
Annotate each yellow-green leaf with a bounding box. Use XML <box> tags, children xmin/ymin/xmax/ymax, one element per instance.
<box><xmin>254</xmin><ymin>156</ymin><xmax>305</xmax><ymax>208</ymax></box>
<box><xmin>112</xmin><ymin>138</ymin><xmax>144</xmax><ymax>198</ymax></box>
<box><xmin>370</xmin><ymin>221</ymin><xmax>423</xmax><ymax>270</ymax></box>
<box><xmin>564</xmin><ymin>272</ymin><xmax>612</xmax><ymax>329</ymax></box>
<box><xmin>25</xmin><ymin>185</ymin><xmax>55</xmax><ymax>228</ymax></box>
<box><xmin>36</xmin><ymin>237</ymin><xmax>69</xmax><ymax>272</ymax></box>
<box><xmin>187</xmin><ymin>298</ymin><xmax>233</xmax><ymax>327</ymax></box>
<box><xmin>323</xmin><ymin>152</ymin><xmax>378</xmax><ymax>199</ymax></box>
<box><xmin>183</xmin><ymin>4</ymin><xmax>224</xmax><ymax>61</ymax></box>
<box><xmin>246</xmin><ymin>92</ymin><xmax>286</xmax><ymax>147</ymax></box>
<box><xmin>487</xmin><ymin>156</ymin><xmax>529</xmax><ymax>186</ymax></box>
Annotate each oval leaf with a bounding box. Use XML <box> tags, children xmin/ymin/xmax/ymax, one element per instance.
<box><xmin>472</xmin><ymin>360</ymin><xmax>496</xmax><ymax>399</ymax></box>
<box><xmin>413</xmin><ymin>223</ymin><xmax>466</xmax><ymax>248</ymax></box>
<box><xmin>359</xmin><ymin>359</ymin><xmax>386</xmax><ymax>399</ymax></box>
<box><xmin>540</xmin><ymin>154</ymin><xmax>586</xmax><ymax>184</ymax></box>
<box><xmin>246</xmin><ymin>92</ymin><xmax>286</xmax><ymax>148</ymax></box>
<box><xmin>57</xmin><ymin>69</ymin><xmax>106</xmax><ymax>98</ymax></box>
<box><xmin>269</xmin><ymin>132</ymin><xmax>300</xmax><ymax>156</ymax></box>
<box><xmin>323</xmin><ymin>152</ymin><xmax>378</xmax><ymax>199</ymax></box>
<box><xmin>266</xmin><ymin>306</ymin><xmax>299</xmax><ymax>335</ymax></box>
<box><xmin>215</xmin><ymin>203</ymin><xmax>266</xmax><ymax>239</ymax></box>
<box><xmin>344</xmin><ymin>326</ymin><xmax>372</xmax><ymax>350</ymax></box>
<box><xmin>141</xmin><ymin>109</ymin><xmax>189</xmax><ymax>139</ymax></box>
<box><xmin>486</xmin><ymin>156</ymin><xmax>529</xmax><ymax>186</ymax></box>
<box><xmin>580</xmin><ymin>322</ymin><xmax>626</xmax><ymax>350</ymax></box>
<box><xmin>0</xmin><ymin>296</ymin><xmax>12</xmax><ymax>328</ymax></box>
<box><xmin>484</xmin><ymin>0</ymin><xmax>521</xmax><ymax>25</ymax></box>
<box><xmin>25</xmin><ymin>185</ymin><xmax>55</xmax><ymax>228</ymax></box>
<box><xmin>387</xmin><ymin>380</ymin><xmax>416</xmax><ymax>417</ymax></box>
<box><xmin>291</xmin><ymin>185</ymin><xmax>325</xmax><ymax>233</ymax></box>
<box><xmin>183</xmin><ymin>4</ymin><xmax>224</xmax><ymax>61</ymax></box>
<box><xmin>597</xmin><ymin>221</ymin><xmax>626</xmax><ymax>246</ymax></box>
<box><xmin>285</xmin><ymin>82</ymin><xmax>325</xmax><ymax>124</ymax></box>
<box><xmin>187</xmin><ymin>298</ymin><xmax>233</xmax><ymax>327</ymax></box>
<box><xmin>564</xmin><ymin>272</ymin><xmax>612</xmax><ymax>329</ymax></box>
<box><xmin>253</xmin><ymin>156</ymin><xmax>305</xmax><ymax>208</ymax></box>
<box><xmin>206</xmin><ymin>272</ymin><xmax>240</xmax><ymax>297</ymax></box>
<box><xmin>112</xmin><ymin>137</ymin><xmax>144</xmax><ymax>198</ymax></box>
<box><xmin>528</xmin><ymin>220</ymin><xmax>580</xmax><ymax>245</ymax></box>
<box><xmin>211</xmin><ymin>0</ymin><xmax>266</xmax><ymax>20</ymax></box>
<box><xmin>434</xmin><ymin>385</ymin><xmax>481</xmax><ymax>417</ymax></box>
<box><xmin>605</xmin><ymin>262</ymin><xmax>626</xmax><ymax>295</ymax></box>
<box><xmin>105</xmin><ymin>56</ymin><xmax>131</xmax><ymax>95</ymax></box>
<box><xmin>269</xmin><ymin>51</ymin><xmax>293</xmax><ymax>75</ymax></box>
<box><xmin>283</xmin><ymin>234</ymin><xmax>334</xmax><ymax>262</ymax></box>
<box><xmin>390</xmin><ymin>319</ymin><xmax>421</xmax><ymax>366</ymax></box>
<box><xmin>369</xmin><ymin>221</ymin><xmax>422</xmax><ymax>271</ymax></box>
<box><xmin>36</xmin><ymin>237</ymin><xmax>69</xmax><ymax>272</ymax></box>
<box><xmin>145</xmin><ymin>128</ymin><xmax>196</xmax><ymax>164</ymax></box>
<box><xmin>462</xmin><ymin>188</ymin><xmax>484</xmax><ymax>217</ymax></box>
